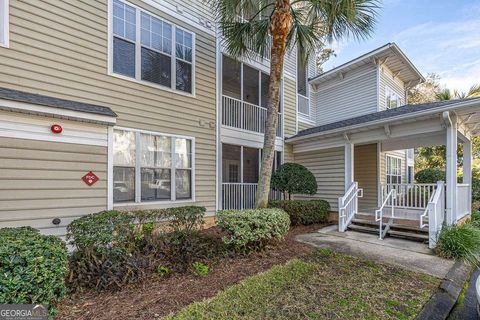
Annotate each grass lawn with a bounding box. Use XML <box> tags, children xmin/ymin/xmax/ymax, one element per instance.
<box><xmin>165</xmin><ymin>249</ymin><xmax>440</xmax><ymax>320</ymax></box>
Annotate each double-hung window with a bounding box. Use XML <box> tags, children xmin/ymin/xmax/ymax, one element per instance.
<box><xmin>113</xmin><ymin>128</ymin><xmax>194</xmax><ymax>204</ymax></box>
<box><xmin>0</xmin><ymin>0</ymin><xmax>9</xmax><ymax>48</ymax></box>
<box><xmin>386</xmin><ymin>155</ymin><xmax>402</xmax><ymax>184</ymax></box>
<box><xmin>111</xmin><ymin>0</ymin><xmax>194</xmax><ymax>94</ymax></box>
<box><xmin>385</xmin><ymin>86</ymin><xmax>401</xmax><ymax>109</ymax></box>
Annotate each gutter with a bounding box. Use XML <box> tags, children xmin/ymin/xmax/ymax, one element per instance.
<box><xmin>286</xmin><ymin>98</ymin><xmax>480</xmax><ymax>143</ymax></box>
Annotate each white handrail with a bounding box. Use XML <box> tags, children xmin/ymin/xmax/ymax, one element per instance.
<box><xmin>338</xmin><ymin>182</ymin><xmax>363</xmax><ymax>232</ymax></box>
<box><xmin>420</xmin><ymin>191</ymin><xmax>437</xmax><ymax>228</ymax></box>
<box><xmin>375</xmin><ymin>189</ymin><xmax>396</xmax><ymax>240</ymax></box>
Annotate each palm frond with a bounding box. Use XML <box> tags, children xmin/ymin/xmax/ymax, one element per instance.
<box><xmin>467</xmin><ymin>84</ymin><xmax>480</xmax><ymax>98</ymax></box>
<box><xmin>436</xmin><ymin>89</ymin><xmax>452</xmax><ymax>101</ymax></box>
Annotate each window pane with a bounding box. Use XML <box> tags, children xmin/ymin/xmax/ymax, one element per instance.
<box><xmin>113</xmin><ymin>167</ymin><xmax>135</xmax><ymax>202</ymax></box>
<box><xmin>243</xmin><ymin>65</ymin><xmax>259</xmax><ymax>105</ymax></box>
<box><xmin>156</xmin><ymin>136</ymin><xmax>172</xmax><ymax>167</ymax></box>
<box><xmin>141</xmin><ymin>47</ymin><xmax>171</xmax><ymax>87</ymax></box>
<box><xmin>113</xmin><ymin>37</ymin><xmax>135</xmax><ymax>78</ymax></box>
<box><xmin>141</xmin><ymin>168</ymin><xmax>171</xmax><ymax>201</ymax></box>
<box><xmin>222</xmin><ymin>55</ymin><xmax>241</xmax><ymax>99</ymax></box>
<box><xmin>113</xmin><ymin>0</ymin><xmax>136</xmax><ymax>41</ymax></box>
<box><xmin>222</xmin><ymin>144</ymin><xmax>241</xmax><ymax>183</ymax></box>
<box><xmin>297</xmin><ymin>53</ymin><xmax>307</xmax><ymax>95</ymax></box>
<box><xmin>113</xmin><ymin>130</ymin><xmax>135</xmax><ymax>166</ymax></box>
<box><xmin>175</xmin><ymin>138</ymin><xmax>191</xmax><ymax>168</ymax></box>
<box><xmin>176</xmin><ymin>60</ymin><xmax>192</xmax><ymax>93</ymax></box>
<box><xmin>140</xmin><ymin>134</ymin><xmax>155</xmax><ymax>167</ymax></box>
<box><xmin>176</xmin><ymin>169</ymin><xmax>191</xmax><ymax>199</ymax></box>
<box><xmin>243</xmin><ymin>147</ymin><xmax>259</xmax><ymax>183</ymax></box>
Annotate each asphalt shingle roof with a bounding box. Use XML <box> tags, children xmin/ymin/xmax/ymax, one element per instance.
<box><xmin>291</xmin><ymin>97</ymin><xmax>480</xmax><ymax>140</ymax></box>
<box><xmin>0</xmin><ymin>87</ymin><xmax>117</xmax><ymax>117</ymax></box>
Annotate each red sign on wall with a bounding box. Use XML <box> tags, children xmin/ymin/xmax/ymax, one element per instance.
<box><xmin>82</xmin><ymin>171</ymin><xmax>99</xmax><ymax>186</ymax></box>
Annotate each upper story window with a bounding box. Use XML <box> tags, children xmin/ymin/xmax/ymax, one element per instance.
<box><xmin>386</xmin><ymin>155</ymin><xmax>402</xmax><ymax>184</ymax></box>
<box><xmin>385</xmin><ymin>86</ymin><xmax>402</xmax><ymax>109</ymax></box>
<box><xmin>297</xmin><ymin>50</ymin><xmax>310</xmax><ymax>117</ymax></box>
<box><xmin>110</xmin><ymin>0</ymin><xmax>195</xmax><ymax>94</ymax></box>
<box><xmin>113</xmin><ymin>128</ymin><xmax>194</xmax><ymax>204</ymax></box>
<box><xmin>0</xmin><ymin>0</ymin><xmax>9</xmax><ymax>48</ymax></box>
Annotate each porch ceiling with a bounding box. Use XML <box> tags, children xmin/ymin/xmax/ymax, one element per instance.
<box><xmin>287</xmin><ymin>97</ymin><xmax>480</xmax><ymax>153</ymax></box>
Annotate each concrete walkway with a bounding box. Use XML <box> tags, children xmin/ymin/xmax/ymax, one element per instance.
<box><xmin>296</xmin><ymin>225</ymin><xmax>455</xmax><ymax>278</ymax></box>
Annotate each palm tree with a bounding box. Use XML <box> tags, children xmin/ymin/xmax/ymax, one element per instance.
<box><xmin>436</xmin><ymin>84</ymin><xmax>480</xmax><ymax>101</ymax></box>
<box><xmin>209</xmin><ymin>0</ymin><xmax>380</xmax><ymax>208</ymax></box>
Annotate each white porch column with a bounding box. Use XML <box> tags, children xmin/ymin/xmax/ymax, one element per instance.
<box><xmin>444</xmin><ymin>112</ymin><xmax>458</xmax><ymax>225</ymax></box>
<box><xmin>345</xmin><ymin>142</ymin><xmax>354</xmax><ymax>191</ymax></box>
<box><xmin>463</xmin><ymin>139</ymin><xmax>473</xmax><ymax>215</ymax></box>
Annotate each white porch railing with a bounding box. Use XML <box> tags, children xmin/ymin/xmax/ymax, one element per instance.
<box><xmin>222</xmin><ymin>95</ymin><xmax>282</xmax><ymax>137</ymax></box>
<box><xmin>376</xmin><ymin>188</ymin><xmax>396</xmax><ymax>240</ymax></box>
<box><xmin>297</xmin><ymin>94</ymin><xmax>310</xmax><ymax>117</ymax></box>
<box><xmin>222</xmin><ymin>182</ymin><xmax>282</xmax><ymax>210</ymax></box>
<box><xmin>456</xmin><ymin>184</ymin><xmax>470</xmax><ymax>221</ymax></box>
<box><xmin>381</xmin><ymin>183</ymin><xmax>437</xmax><ymax>209</ymax></box>
<box><xmin>338</xmin><ymin>182</ymin><xmax>363</xmax><ymax>232</ymax></box>
<box><xmin>419</xmin><ymin>181</ymin><xmax>445</xmax><ymax>248</ymax></box>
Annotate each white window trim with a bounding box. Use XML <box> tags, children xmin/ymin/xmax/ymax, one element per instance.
<box><xmin>386</xmin><ymin>154</ymin><xmax>402</xmax><ymax>184</ymax></box>
<box><xmin>385</xmin><ymin>86</ymin><xmax>401</xmax><ymax>110</ymax></box>
<box><xmin>109</xmin><ymin>126</ymin><xmax>196</xmax><ymax>208</ymax></box>
<box><xmin>107</xmin><ymin>0</ymin><xmax>196</xmax><ymax>97</ymax></box>
<box><xmin>0</xmin><ymin>0</ymin><xmax>9</xmax><ymax>48</ymax></box>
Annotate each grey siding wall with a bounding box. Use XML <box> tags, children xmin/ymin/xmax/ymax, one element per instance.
<box><xmin>0</xmin><ymin>0</ymin><xmax>217</xmax><ymax>215</ymax></box>
<box><xmin>354</xmin><ymin>144</ymin><xmax>378</xmax><ymax>210</ymax></box>
<box><xmin>315</xmin><ymin>63</ymin><xmax>378</xmax><ymax>126</ymax></box>
<box><xmin>293</xmin><ymin>147</ymin><xmax>345</xmax><ymax>211</ymax></box>
<box><xmin>0</xmin><ymin>137</ymin><xmax>107</xmax><ymax>237</ymax></box>
<box><xmin>379</xmin><ymin>65</ymin><xmax>406</xmax><ymax>111</ymax></box>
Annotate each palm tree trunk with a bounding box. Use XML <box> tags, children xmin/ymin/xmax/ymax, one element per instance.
<box><xmin>255</xmin><ymin>0</ymin><xmax>292</xmax><ymax>208</ymax></box>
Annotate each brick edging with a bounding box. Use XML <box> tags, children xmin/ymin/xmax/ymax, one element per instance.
<box><xmin>415</xmin><ymin>260</ymin><xmax>471</xmax><ymax>320</ymax></box>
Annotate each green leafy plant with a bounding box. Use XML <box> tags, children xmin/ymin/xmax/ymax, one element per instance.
<box><xmin>192</xmin><ymin>262</ymin><xmax>209</xmax><ymax>277</ymax></box>
<box><xmin>414</xmin><ymin>168</ymin><xmax>446</xmax><ymax>184</ymax></box>
<box><xmin>0</xmin><ymin>227</ymin><xmax>68</xmax><ymax>317</ymax></box>
<box><xmin>156</xmin><ymin>265</ymin><xmax>172</xmax><ymax>277</ymax></box>
<box><xmin>216</xmin><ymin>208</ymin><xmax>290</xmax><ymax>252</ymax></box>
<box><xmin>271</xmin><ymin>163</ymin><xmax>318</xmax><ymax>199</ymax></box>
<box><xmin>269</xmin><ymin>200</ymin><xmax>330</xmax><ymax>225</ymax></box>
<box><xmin>436</xmin><ymin>222</ymin><xmax>480</xmax><ymax>266</ymax></box>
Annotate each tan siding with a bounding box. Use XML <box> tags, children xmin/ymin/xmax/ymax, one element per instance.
<box><xmin>0</xmin><ymin>0</ymin><xmax>217</xmax><ymax>215</ymax></box>
<box><xmin>315</xmin><ymin>63</ymin><xmax>378</xmax><ymax>126</ymax></box>
<box><xmin>298</xmin><ymin>120</ymin><xmax>315</xmax><ymax>131</ymax></box>
<box><xmin>284</xmin><ymin>143</ymin><xmax>294</xmax><ymax>163</ymax></box>
<box><xmin>0</xmin><ymin>137</ymin><xmax>107</xmax><ymax>236</ymax></box>
<box><xmin>354</xmin><ymin>144</ymin><xmax>378</xmax><ymax>210</ymax></box>
<box><xmin>293</xmin><ymin>147</ymin><xmax>345</xmax><ymax>211</ymax></box>
<box><xmin>284</xmin><ymin>78</ymin><xmax>297</xmax><ymax>137</ymax></box>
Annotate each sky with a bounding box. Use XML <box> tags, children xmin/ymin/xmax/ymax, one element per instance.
<box><xmin>322</xmin><ymin>0</ymin><xmax>480</xmax><ymax>92</ymax></box>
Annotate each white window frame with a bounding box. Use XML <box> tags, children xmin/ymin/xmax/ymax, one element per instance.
<box><xmin>385</xmin><ymin>86</ymin><xmax>401</xmax><ymax>109</ymax></box>
<box><xmin>386</xmin><ymin>155</ymin><xmax>402</xmax><ymax>185</ymax></box>
<box><xmin>107</xmin><ymin>0</ymin><xmax>196</xmax><ymax>96</ymax></box>
<box><xmin>0</xmin><ymin>0</ymin><xmax>9</xmax><ymax>48</ymax></box>
<box><xmin>296</xmin><ymin>48</ymin><xmax>310</xmax><ymax>117</ymax></box>
<box><xmin>111</xmin><ymin>126</ymin><xmax>195</xmax><ymax>207</ymax></box>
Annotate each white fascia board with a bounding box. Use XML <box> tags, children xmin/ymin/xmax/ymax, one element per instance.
<box><xmin>286</xmin><ymin>99</ymin><xmax>480</xmax><ymax>143</ymax></box>
<box><xmin>0</xmin><ymin>99</ymin><xmax>117</xmax><ymax>125</ymax></box>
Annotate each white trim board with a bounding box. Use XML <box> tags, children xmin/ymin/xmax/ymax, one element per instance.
<box><xmin>0</xmin><ymin>0</ymin><xmax>9</xmax><ymax>48</ymax></box>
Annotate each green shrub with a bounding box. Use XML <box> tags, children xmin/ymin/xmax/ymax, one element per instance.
<box><xmin>269</xmin><ymin>200</ymin><xmax>330</xmax><ymax>225</ymax></box>
<box><xmin>436</xmin><ymin>222</ymin><xmax>480</xmax><ymax>265</ymax></box>
<box><xmin>156</xmin><ymin>265</ymin><xmax>172</xmax><ymax>277</ymax></box>
<box><xmin>192</xmin><ymin>262</ymin><xmax>209</xmax><ymax>277</ymax></box>
<box><xmin>216</xmin><ymin>208</ymin><xmax>290</xmax><ymax>252</ymax></box>
<box><xmin>67</xmin><ymin>206</ymin><xmax>207</xmax><ymax>291</ymax></box>
<box><xmin>415</xmin><ymin>168</ymin><xmax>446</xmax><ymax>184</ymax></box>
<box><xmin>0</xmin><ymin>227</ymin><xmax>68</xmax><ymax>316</ymax></box>
<box><xmin>271</xmin><ymin>163</ymin><xmax>317</xmax><ymax>199</ymax></box>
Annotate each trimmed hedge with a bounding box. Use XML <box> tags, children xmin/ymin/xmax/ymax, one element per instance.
<box><xmin>216</xmin><ymin>208</ymin><xmax>290</xmax><ymax>252</ymax></box>
<box><xmin>271</xmin><ymin>163</ymin><xmax>318</xmax><ymax>199</ymax></box>
<box><xmin>269</xmin><ymin>200</ymin><xmax>330</xmax><ymax>225</ymax></box>
<box><xmin>0</xmin><ymin>227</ymin><xmax>68</xmax><ymax>316</ymax></box>
<box><xmin>67</xmin><ymin>206</ymin><xmax>207</xmax><ymax>291</ymax></box>
<box><xmin>415</xmin><ymin>168</ymin><xmax>445</xmax><ymax>184</ymax></box>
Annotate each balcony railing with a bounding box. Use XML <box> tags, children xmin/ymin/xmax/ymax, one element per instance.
<box><xmin>222</xmin><ymin>95</ymin><xmax>282</xmax><ymax>137</ymax></box>
<box><xmin>381</xmin><ymin>183</ymin><xmax>438</xmax><ymax>209</ymax></box>
<box><xmin>222</xmin><ymin>182</ymin><xmax>282</xmax><ymax>210</ymax></box>
<box><xmin>297</xmin><ymin>94</ymin><xmax>310</xmax><ymax>117</ymax></box>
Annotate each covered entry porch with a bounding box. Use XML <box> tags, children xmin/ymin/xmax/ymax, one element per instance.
<box><xmin>287</xmin><ymin>98</ymin><xmax>480</xmax><ymax>248</ymax></box>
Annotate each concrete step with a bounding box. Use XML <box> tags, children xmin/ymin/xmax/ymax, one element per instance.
<box><xmin>390</xmin><ymin>223</ymin><xmax>428</xmax><ymax>234</ymax></box>
<box><xmin>347</xmin><ymin>224</ymin><xmax>382</xmax><ymax>234</ymax></box>
<box><xmin>351</xmin><ymin>218</ymin><xmax>379</xmax><ymax>227</ymax></box>
<box><xmin>388</xmin><ymin>230</ymin><xmax>429</xmax><ymax>242</ymax></box>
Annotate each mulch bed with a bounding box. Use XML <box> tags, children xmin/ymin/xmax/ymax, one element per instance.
<box><xmin>56</xmin><ymin>224</ymin><xmax>325</xmax><ymax>320</ymax></box>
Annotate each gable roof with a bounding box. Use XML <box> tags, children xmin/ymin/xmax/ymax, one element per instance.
<box><xmin>0</xmin><ymin>87</ymin><xmax>117</xmax><ymax>117</ymax></box>
<box><xmin>287</xmin><ymin>97</ymin><xmax>480</xmax><ymax>141</ymax></box>
<box><xmin>310</xmin><ymin>43</ymin><xmax>425</xmax><ymax>86</ymax></box>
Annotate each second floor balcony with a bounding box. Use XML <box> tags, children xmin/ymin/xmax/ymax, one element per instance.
<box><xmin>221</xmin><ymin>55</ymin><xmax>282</xmax><ymax>138</ymax></box>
